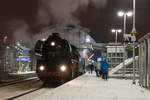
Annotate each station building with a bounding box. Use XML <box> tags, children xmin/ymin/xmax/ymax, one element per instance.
<box><xmin>33</xmin><ymin>24</ymin><xmax>96</xmax><ymax>65</ymax></box>
<box><xmin>0</xmin><ymin>44</ymin><xmax>34</xmax><ymax>74</ymax></box>
<box><xmin>106</xmin><ymin>43</ymin><xmax>126</xmax><ymax>68</ymax></box>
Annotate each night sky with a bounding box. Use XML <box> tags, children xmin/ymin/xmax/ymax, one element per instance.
<box><xmin>0</xmin><ymin>0</ymin><xmax>150</xmax><ymax>43</ymax></box>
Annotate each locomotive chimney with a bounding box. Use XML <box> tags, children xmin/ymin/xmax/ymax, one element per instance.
<box><xmin>52</xmin><ymin>33</ymin><xmax>60</xmax><ymax>36</ymax></box>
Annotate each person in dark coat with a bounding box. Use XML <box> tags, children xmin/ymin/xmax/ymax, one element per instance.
<box><xmin>101</xmin><ymin>58</ymin><xmax>109</xmax><ymax>80</ymax></box>
<box><xmin>88</xmin><ymin>63</ymin><xmax>94</xmax><ymax>74</ymax></box>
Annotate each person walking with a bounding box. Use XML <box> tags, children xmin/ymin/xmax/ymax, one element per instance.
<box><xmin>95</xmin><ymin>61</ymin><xmax>101</xmax><ymax>77</ymax></box>
<box><xmin>101</xmin><ymin>58</ymin><xmax>109</xmax><ymax>80</ymax></box>
<box><xmin>88</xmin><ymin>63</ymin><xmax>94</xmax><ymax>74</ymax></box>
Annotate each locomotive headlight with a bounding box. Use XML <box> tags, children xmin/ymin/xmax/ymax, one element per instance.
<box><xmin>51</xmin><ymin>42</ymin><xmax>55</xmax><ymax>46</ymax></box>
<box><xmin>39</xmin><ymin>66</ymin><xmax>45</xmax><ymax>71</ymax></box>
<box><xmin>60</xmin><ymin>65</ymin><xmax>66</xmax><ymax>71</ymax></box>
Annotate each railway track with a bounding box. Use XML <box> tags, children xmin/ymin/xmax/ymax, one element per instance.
<box><xmin>0</xmin><ymin>75</ymin><xmax>81</xmax><ymax>99</ymax></box>
<box><xmin>0</xmin><ymin>78</ymin><xmax>43</xmax><ymax>100</ymax></box>
<box><xmin>7</xmin><ymin>84</ymin><xmax>56</xmax><ymax>100</ymax></box>
<box><xmin>7</xmin><ymin>87</ymin><xmax>43</xmax><ymax>100</ymax></box>
<box><xmin>0</xmin><ymin>77</ymin><xmax>38</xmax><ymax>88</ymax></box>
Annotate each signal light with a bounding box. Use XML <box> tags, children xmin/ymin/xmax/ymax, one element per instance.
<box><xmin>85</xmin><ymin>56</ymin><xmax>89</xmax><ymax>60</ymax></box>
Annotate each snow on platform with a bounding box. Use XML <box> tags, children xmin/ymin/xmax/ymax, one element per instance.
<box><xmin>16</xmin><ymin>73</ymin><xmax>150</xmax><ymax>100</ymax></box>
<box><xmin>10</xmin><ymin>71</ymin><xmax>35</xmax><ymax>75</ymax></box>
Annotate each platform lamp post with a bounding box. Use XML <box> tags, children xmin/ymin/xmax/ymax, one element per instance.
<box><xmin>111</xmin><ymin>29</ymin><xmax>122</xmax><ymax>45</ymax></box>
<box><xmin>118</xmin><ymin>11</ymin><xmax>133</xmax><ymax>78</ymax></box>
<box><xmin>131</xmin><ymin>0</ymin><xmax>137</xmax><ymax>84</ymax></box>
<box><xmin>111</xmin><ymin>29</ymin><xmax>122</xmax><ymax>67</ymax></box>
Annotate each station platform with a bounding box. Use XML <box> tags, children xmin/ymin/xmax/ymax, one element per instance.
<box><xmin>0</xmin><ymin>71</ymin><xmax>36</xmax><ymax>83</ymax></box>
<box><xmin>16</xmin><ymin>72</ymin><xmax>150</xmax><ymax>100</ymax></box>
<box><xmin>10</xmin><ymin>71</ymin><xmax>36</xmax><ymax>75</ymax></box>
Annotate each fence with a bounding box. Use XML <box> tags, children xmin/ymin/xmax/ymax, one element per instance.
<box><xmin>139</xmin><ymin>32</ymin><xmax>150</xmax><ymax>88</ymax></box>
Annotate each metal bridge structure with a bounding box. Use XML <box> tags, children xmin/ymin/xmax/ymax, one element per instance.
<box><xmin>139</xmin><ymin>32</ymin><xmax>150</xmax><ymax>88</ymax></box>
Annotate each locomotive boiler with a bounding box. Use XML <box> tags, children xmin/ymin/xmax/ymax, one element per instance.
<box><xmin>35</xmin><ymin>33</ymin><xmax>84</xmax><ymax>85</ymax></box>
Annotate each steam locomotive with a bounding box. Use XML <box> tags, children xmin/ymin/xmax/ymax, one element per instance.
<box><xmin>35</xmin><ymin>33</ymin><xmax>85</xmax><ymax>85</ymax></box>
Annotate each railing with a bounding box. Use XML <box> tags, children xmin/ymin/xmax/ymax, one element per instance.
<box><xmin>139</xmin><ymin>32</ymin><xmax>150</xmax><ymax>88</ymax></box>
<box><xmin>109</xmin><ymin>56</ymin><xmax>139</xmax><ymax>79</ymax></box>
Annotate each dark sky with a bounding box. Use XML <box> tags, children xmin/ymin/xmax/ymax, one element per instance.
<box><xmin>0</xmin><ymin>0</ymin><xmax>150</xmax><ymax>43</ymax></box>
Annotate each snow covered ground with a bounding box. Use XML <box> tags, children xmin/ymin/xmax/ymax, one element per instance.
<box><xmin>16</xmin><ymin>73</ymin><xmax>150</xmax><ymax>100</ymax></box>
<box><xmin>10</xmin><ymin>71</ymin><xmax>35</xmax><ymax>75</ymax></box>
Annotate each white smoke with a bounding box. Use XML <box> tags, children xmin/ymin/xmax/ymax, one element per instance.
<box><xmin>36</xmin><ymin>1</ymin><xmax>52</xmax><ymax>26</ymax></box>
<box><xmin>37</xmin><ymin>0</ymin><xmax>107</xmax><ymax>25</ymax></box>
<box><xmin>92</xmin><ymin>0</ymin><xmax>107</xmax><ymax>8</ymax></box>
<box><xmin>7</xmin><ymin>19</ymin><xmax>32</xmax><ymax>44</ymax></box>
<box><xmin>33</xmin><ymin>24</ymin><xmax>93</xmax><ymax>48</ymax></box>
<box><xmin>49</xmin><ymin>0</ymin><xmax>81</xmax><ymax>24</ymax></box>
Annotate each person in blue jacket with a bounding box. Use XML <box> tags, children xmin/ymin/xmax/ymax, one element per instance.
<box><xmin>101</xmin><ymin>58</ymin><xmax>109</xmax><ymax>80</ymax></box>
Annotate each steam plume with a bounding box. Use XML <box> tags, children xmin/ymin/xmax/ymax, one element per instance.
<box><xmin>38</xmin><ymin>0</ymin><xmax>107</xmax><ymax>24</ymax></box>
<box><xmin>7</xmin><ymin>19</ymin><xmax>32</xmax><ymax>45</ymax></box>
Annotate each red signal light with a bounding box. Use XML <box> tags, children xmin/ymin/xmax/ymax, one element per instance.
<box><xmin>85</xmin><ymin>56</ymin><xmax>89</xmax><ymax>60</ymax></box>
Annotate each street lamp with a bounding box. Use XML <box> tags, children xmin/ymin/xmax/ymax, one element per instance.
<box><xmin>111</xmin><ymin>29</ymin><xmax>122</xmax><ymax>67</ymax></box>
<box><xmin>118</xmin><ymin>11</ymin><xmax>133</xmax><ymax>78</ymax></box>
<box><xmin>118</xmin><ymin>11</ymin><xmax>133</xmax><ymax>38</ymax></box>
<box><xmin>111</xmin><ymin>29</ymin><xmax>122</xmax><ymax>44</ymax></box>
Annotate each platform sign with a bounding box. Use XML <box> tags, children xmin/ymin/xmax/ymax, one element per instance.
<box><xmin>21</xmin><ymin>57</ymin><xmax>30</xmax><ymax>61</ymax></box>
<box><xmin>79</xmin><ymin>58</ymin><xmax>82</xmax><ymax>62</ymax></box>
<box><xmin>17</xmin><ymin>57</ymin><xmax>30</xmax><ymax>62</ymax></box>
<box><xmin>124</xmin><ymin>34</ymin><xmax>132</xmax><ymax>44</ymax></box>
<box><xmin>131</xmin><ymin>35</ymin><xmax>136</xmax><ymax>42</ymax></box>
<box><xmin>131</xmin><ymin>29</ymin><xmax>137</xmax><ymax>34</ymax></box>
<box><xmin>17</xmin><ymin>58</ymin><xmax>19</xmax><ymax>61</ymax></box>
<box><xmin>97</xmin><ymin>57</ymin><xmax>102</xmax><ymax>61</ymax></box>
